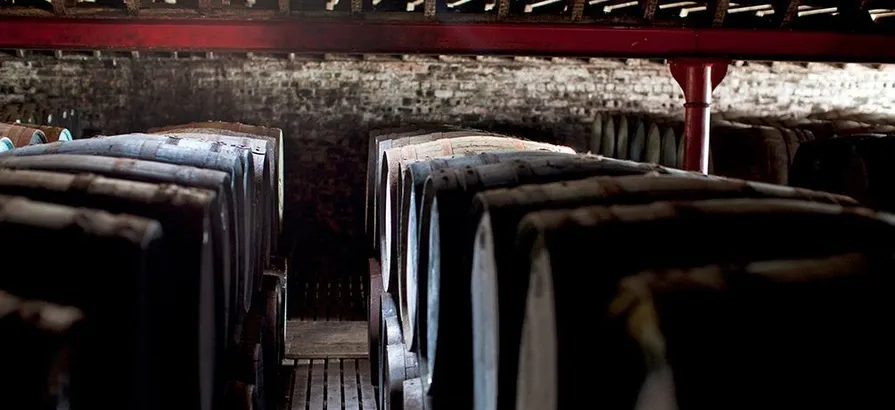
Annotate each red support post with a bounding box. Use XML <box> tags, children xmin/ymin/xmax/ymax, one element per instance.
<box><xmin>669</xmin><ymin>58</ymin><xmax>730</xmax><ymax>174</ymax></box>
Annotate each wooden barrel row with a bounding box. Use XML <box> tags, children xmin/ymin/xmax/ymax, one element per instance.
<box><xmin>470</xmin><ymin>176</ymin><xmax>856</xmax><ymax>410</ymax></box>
<box><xmin>365</xmin><ymin>124</ymin><xmax>881</xmax><ymax>410</ymax></box>
<box><xmin>710</xmin><ymin>114</ymin><xmax>895</xmax><ymax>185</ymax></box>
<box><xmin>364</xmin><ymin>128</ymin><xmax>579</xmax><ymax>406</ymax></box>
<box><xmin>0</xmin><ymin>121</ymin><xmax>286</xmax><ymax>410</ymax></box>
<box><xmin>588</xmin><ymin>112</ymin><xmax>682</xmax><ymax>167</ymax></box>
<box><xmin>789</xmin><ymin>134</ymin><xmax>895</xmax><ymax>213</ymax></box>
<box><xmin>0</xmin><ymin>122</ymin><xmax>74</xmax><ymax>146</ymax></box>
<box><xmin>513</xmin><ymin>199</ymin><xmax>893</xmax><ymax>410</ymax></box>
<box><xmin>377</xmin><ymin>130</ymin><xmax>574</xmax><ymax>294</ymax></box>
<box><xmin>584</xmin><ymin>112</ymin><xmax>895</xmax><ymax>187</ymax></box>
<box><xmin>2</xmin><ymin>101</ymin><xmax>79</xmax><ymax>141</ymax></box>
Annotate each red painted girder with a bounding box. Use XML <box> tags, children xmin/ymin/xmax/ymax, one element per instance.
<box><xmin>0</xmin><ymin>17</ymin><xmax>893</xmax><ymax>62</ymax></box>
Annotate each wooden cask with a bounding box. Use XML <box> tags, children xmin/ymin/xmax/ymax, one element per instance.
<box><xmin>262</xmin><ymin>256</ymin><xmax>288</xmax><ymax>371</ymax></box>
<box><xmin>615</xmin><ymin>115</ymin><xmax>630</xmax><ymax>160</ymax></box>
<box><xmin>418</xmin><ymin>156</ymin><xmax>687</xmax><ymax>410</ymax></box>
<box><xmin>628</xmin><ymin>118</ymin><xmax>647</xmax><ymax>162</ymax></box>
<box><xmin>790</xmin><ymin>134</ymin><xmax>895</xmax><ymax>211</ymax></box>
<box><xmin>18</xmin><ymin>124</ymin><xmax>72</xmax><ymax>142</ymax></box>
<box><xmin>378</xmin><ymin>293</ymin><xmax>420</xmax><ymax>410</ymax></box>
<box><xmin>639</xmin><ymin>122</ymin><xmax>657</xmax><ymax>164</ymax></box>
<box><xmin>587</xmin><ymin>113</ymin><xmax>603</xmax><ymax>154</ymax></box>
<box><xmin>368</xmin><ymin>262</ymin><xmax>384</xmax><ymax>388</ymax></box>
<box><xmin>0</xmin><ymin>153</ymin><xmax>241</xmax><ymax>346</ymax></box>
<box><xmin>0</xmin><ymin>134</ymin><xmax>258</xmax><ymax>316</ymax></box>
<box><xmin>378</xmin><ymin>136</ymin><xmax>574</xmax><ymax>296</ymax></box>
<box><xmin>374</xmin><ymin>130</ymin><xmax>512</xmax><ymax>257</ymax></box>
<box><xmin>513</xmin><ymin>199</ymin><xmax>895</xmax><ymax>410</ymax></box>
<box><xmin>469</xmin><ymin>175</ymin><xmax>856</xmax><ymax>410</ymax></box>
<box><xmin>710</xmin><ymin>124</ymin><xmax>795</xmax><ymax>184</ymax></box>
<box><xmin>615</xmin><ymin>254</ymin><xmax>890</xmax><ymax>409</ymax></box>
<box><xmin>600</xmin><ymin>115</ymin><xmax>615</xmax><ymax>158</ymax></box>
<box><xmin>0</xmin><ymin>169</ymin><xmax>228</xmax><ymax>408</ymax></box>
<box><xmin>152</xmin><ymin>131</ymin><xmax>274</xmax><ymax>278</ymax></box>
<box><xmin>398</xmin><ymin>150</ymin><xmax>575</xmax><ymax>348</ymax></box>
<box><xmin>149</xmin><ymin>121</ymin><xmax>285</xmax><ymax>236</ymax></box>
<box><xmin>0</xmin><ymin>123</ymin><xmax>46</xmax><ymax>147</ymax></box>
<box><xmin>0</xmin><ymin>291</ymin><xmax>83</xmax><ymax>409</ymax></box>
<box><xmin>0</xmin><ymin>195</ymin><xmax>182</xmax><ymax>409</ymax></box>
<box><xmin>239</xmin><ymin>307</ymin><xmax>273</xmax><ymax>410</ymax></box>
<box><xmin>366</xmin><ymin>127</ymin><xmax>485</xmax><ymax>251</ymax></box>
<box><xmin>660</xmin><ymin>127</ymin><xmax>677</xmax><ymax>167</ymax></box>
<box><xmin>150</xmin><ymin>126</ymin><xmax>280</xmax><ymax>257</ymax></box>
<box><xmin>403</xmin><ymin>377</ymin><xmax>426</xmax><ymax>410</ymax></box>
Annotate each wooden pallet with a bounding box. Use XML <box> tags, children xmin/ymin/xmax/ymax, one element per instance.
<box><xmin>284</xmin><ymin>358</ymin><xmax>376</xmax><ymax>410</ymax></box>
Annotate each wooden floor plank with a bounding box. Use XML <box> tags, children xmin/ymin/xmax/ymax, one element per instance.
<box><xmin>358</xmin><ymin>359</ymin><xmax>376</xmax><ymax>410</ymax></box>
<box><xmin>327</xmin><ymin>359</ymin><xmax>342</xmax><ymax>410</ymax></box>
<box><xmin>286</xmin><ymin>321</ymin><xmax>367</xmax><ymax>359</ymax></box>
<box><xmin>343</xmin><ymin>360</ymin><xmax>361</xmax><ymax>410</ymax></box>
<box><xmin>309</xmin><ymin>360</ymin><xmax>326</xmax><ymax>410</ymax></box>
<box><xmin>291</xmin><ymin>359</ymin><xmax>310</xmax><ymax>410</ymax></box>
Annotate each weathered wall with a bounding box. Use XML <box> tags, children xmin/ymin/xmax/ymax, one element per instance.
<box><xmin>2</xmin><ymin>53</ymin><xmax>895</xmax><ymax>287</ymax></box>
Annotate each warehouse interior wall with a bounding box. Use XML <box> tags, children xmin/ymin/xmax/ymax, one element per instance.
<box><xmin>2</xmin><ymin>53</ymin><xmax>895</xmax><ymax>291</ymax></box>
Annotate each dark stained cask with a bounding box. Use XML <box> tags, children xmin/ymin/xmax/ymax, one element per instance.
<box><xmin>513</xmin><ymin>199</ymin><xmax>895</xmax><ymax>410</ymax></box>
<box><xmin>0</xmin><ymin>154</ymin><xmax>242</xmax><ymax>347</ymax></box>
<box><xmin>398</xmin><ymin>150</ymin><xmax>575</xmax><ymax>348</ymax></box>
<box><xmin>0</xmin><ymin>134</ymin><xmax>259</xmax><ymax>317</ymax></box>
<box><xmin>0</xmin><ymin>195</ymin><xmax>177</xmax><ymax>410</ymax></box>
<box><xmin>469</xmin><ymin>175</ymin><xmax>856</xmax><ymax>410</ymax></box>
<box><xmin>419</xmin><ymin>156</ymin><xmax>690</xmax><ymax>410</ymax></box>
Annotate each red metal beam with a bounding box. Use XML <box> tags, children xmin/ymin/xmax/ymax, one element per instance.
<box><xmin>0</xmin><ymin>17</ymin><xmax>894</xmax><ymax>62</ymax></box>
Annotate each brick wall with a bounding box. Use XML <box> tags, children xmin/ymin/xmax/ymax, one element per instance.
<box><xmin>2</xmin><ymin>53</ymin><xmax>895</xmax><ymax>286</ymax></box>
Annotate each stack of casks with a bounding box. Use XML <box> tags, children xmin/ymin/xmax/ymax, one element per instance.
<box><xmin>587</xmin><ymin>113</ymin><xmax>683</xmax><ymax>168</ymax></box>
<box><xmin>764</xmin><ymin>111</ymin><xmax>895</xmax><ymax>214</ymax></box>
<box><xmin>368</xmin><ymin>126</ymin><xmax>895</xmax><ymax>410</ymax></box>
<box><xmin>0</xmin><ymin>102</ymin><xmax>79</xmax><ymax>151</ymax></box>
<box><xmin>709</xmin><ymin>113</ymin><xmax>895</xmax><ymax>185</ymax></box>
<box><xmin>592</xmin><ymin>111</ymin><xmax>895</xmax><ymax>188</ymax></box>
<box><xmin>0</xmin><ymin>121</ymin><xmax>287</xmax><ymax>410</ymax></box>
